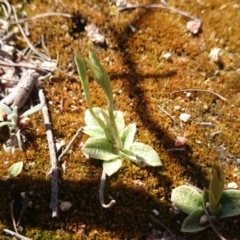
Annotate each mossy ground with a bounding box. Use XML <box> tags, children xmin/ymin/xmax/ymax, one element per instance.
<box><xmin>0</xmin><ymin>0</ymin><xmax>240</xmax><ymax>239</ymax></box>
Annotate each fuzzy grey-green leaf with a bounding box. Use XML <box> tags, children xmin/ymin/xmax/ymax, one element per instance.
<box><xmin>103</xmin><ymin>158</ymin><xmax>122</xmax><ymax>176</ymax></box>
<box><xmin>171</xmin><ymin>185</ymin><xmax>202</xmax><ymax>214</ymax></box>
<box><xmin>181</xmin><ymin>207</ymin><xmax>209</xmax><ymax>232</ymax></box>
<box><xmin>82</xmin><ymin>137</ymin><xmax>119</xmax><ymax>161</ymax></box>
<box><xmin>218</xmin><ymin>190</ymin><xmax>240</xmax><ymax>218</ymax></box>
<box><xmin>121</xmin><ymin>123</ymin><xmax>136</xmax><ymax>150</ymax></box>
<box><xmin>130</xmin><ymin>142</ymin><xmax>162</xmax><ymax>167</ymax></box>
<box><xmin>7</xmin><ymin>161</ymin><xmax>23</xmax><ymax>177</ymax></box>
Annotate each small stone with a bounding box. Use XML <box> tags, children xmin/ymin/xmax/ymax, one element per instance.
<box><xmin>175</xmin><ymin>136</ymin><xmax>187</xmax><ymax>147</ymax></box>
<box><xmin>227</xmin><ymin>182</ymin><xmax>238</xmax><ymax>189</ymax></box>
<box><xmin>209</xmin><ymin>48</ymin><xmax>221</xmax><ymax>63</ymax></box>
<box><xmin>186</xmin><ymin>19</ymin><xmax>202</xmax><ymax>34</ymax></box>
<box><xmin>180</xmin><ymin>113</ymin><xmax>191</xmax><ymax>122</ymax></box>
<box><xmin>152</xmin><ymin>209</ymin><xmax>159</xmax><ymax>216</ymax></box>
<box><xmin>199</xmin><ymin>214</ymin><xmax>208</xmax><ymax>225</ymax></box>
<box><xmin>59</xmin><ymin>201</ymin><xmax>72</xmax><ymax>211</ymax></box>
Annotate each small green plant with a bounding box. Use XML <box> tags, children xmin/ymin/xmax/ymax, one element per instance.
<box><xmin>74</xmin><ymin>47</ymin><xmax>162</xmax><ymax>207</ymax></box>
<box><xmin>0</xmin><ymin>102</ymin><xmax>44</xmax><ymax>152</ymax></box>
<box><xmin>171</xmin><ymin>164</ymin><xmax>240</xmax><ymax>233</ymax></box>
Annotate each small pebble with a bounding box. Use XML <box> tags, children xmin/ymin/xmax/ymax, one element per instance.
<box><xmin>180</xmin><ymin>113</ymin><xmax>191</xmax><ymax>122</ymax></box>
<box><xmin>227</xmin><ymin>182</ymin><xmax>238</xmax><ymax>189</ymax></box>
<box><xmin>152</xmin><ymin>209</ymin><xmax>159</xmax><ymax>216</ymax></box>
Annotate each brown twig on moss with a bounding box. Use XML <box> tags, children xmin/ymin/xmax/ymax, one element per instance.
<box><xmin>170</xmin><ymin>89</ymin><xmax>227</xmax><ymax>101</ymax></box>
<box><xmin>12</xmin><ymin>5</ymin><xmax>51</xmax><ymax>62</ymax></box>
<box><xmin>0</xmin><ymin>69</ymin><xmax>39</xmax><ymax>109</ymax></box>
<box><xmin>58</xmin><ymin>126</ymin><xmax>83</xmax><ymax>163</ymax></box>
<box><xmin>149</xmin><ymin>214</ymin><xmax>175</xmax><ymax>239</ymax></box>
<box><xmin>1</xmin><ymin>228</ymin><xmax>31</xmax><ymax>240</ymax></box>
<box><xmin>39</xmin><ymin>89</ymin><xmax>59</xmax><ymax>217</ymax></box>
<box><xmin>99</xmin><ymin>169</ymin><xmax>116</xmax><ymax>208</ymax></box>
<box><xmin>203</xmin><ymin>203</ymin><xmax>226</xmax><ymax>240</ymax></box>
<box><xmin>158</xmin><ymin>105</ymin><xmax>175</xmax><ymax>126</ymax></box>
<box><xmin>10</xmin><ymin>12</ymin><xmax>72</xmax><ymax>24</ymax></box>
<box><xmin>0</xmin><ymin>60</ymin><xmax>48</xmax><ymax>73</ymax></box>
<box><xmin>119</xmin><ymin>3</ymin><xmax>198</xmax><ymax>20</ymax></box>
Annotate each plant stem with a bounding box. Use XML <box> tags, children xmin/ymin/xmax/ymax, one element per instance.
<box><xmin>99</xmin><ymin>169</ymin><xmax>116</xmax><ymax>208</ymax></box>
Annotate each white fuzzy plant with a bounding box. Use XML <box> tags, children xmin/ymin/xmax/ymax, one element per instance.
<box><xmin>74</xmin><ymin>47</ymin><xmax>162</xmax><ymax>208</ymax></box>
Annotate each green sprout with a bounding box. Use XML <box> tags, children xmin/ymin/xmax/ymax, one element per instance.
<box><xmin>0</xmin><ymin>102</ymin><xmax>44</xmax><ymax>152</ymax></box>
<box><xmin>171</xmin><ymin>164</ymin><xmax>240</xmax><ymax>234</ymax></box>
<box><xmin>74</xmin><ymin>47</ymin><xmax>162</xmax><ymax>207</ymax></box>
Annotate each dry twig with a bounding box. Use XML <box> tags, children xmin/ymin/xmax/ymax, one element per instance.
<box><xmin>158</xmin><ymin>105</ymin><xmax>175</xmax><ymax>126</ymax></box>
<box><xmin>119</xmin><ymin>3</ymin><xmax>198</xmax><ymax>20</ymax></box>
<box><xmin>149</xmin><ymin>214</ymin><xmax>175</xmax><ymax>239</ymax></box>
<box><xmin>39</xmin><ymin>89</ymin><xmax>59</xmax><ymax>217</ymax></box>
<box><xmin>58</xmin><ymin>127</ymin><xmax>83</xmax><ymax>163</ymax></box>
<box><xmin>0</xmin><ymin>70</ymin><xmax>39</xmax><ymax>109</ymax></box>
<box><xmin>1</xmin><ymin>228</ymin><xmax>31</xmax><ymax>240</ymax></box>
<box><xmin>170</xmin><ymin>89</ymin><xmax>227</xmax><ymax>101</ymax></box>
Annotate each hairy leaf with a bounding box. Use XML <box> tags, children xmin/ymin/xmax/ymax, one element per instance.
<box><xmin>7</xmin><ymin>161</ymin><xmax>23</xmax><ymax>177</ymax></box>
<box><xmin>82</xmin><ymin>137</ymin><xmax>119</xmax><ymax>161</ymax></box>
<box><xmin>121</xmin><ymin>123</ymin><xmax>136</xmax><ymax>150</ymax></box>
<box><xmin>181</xmin><ymin>207</ymin><xmax>209</xmax><ymax>232</ymax></box>
<box><xmin>130</xmin><ymin>142</ymin><xmax>161</xmax><ymax>167</ymax></box>
<box><xmin>171</xmin><ymin>185</ymin><xmax>202</xmax><ymax>214</ymax></box>
<box><xmin>103</xmin><ymin>158</ymin><xmax>122</xmax><ymax>176</ymax></box>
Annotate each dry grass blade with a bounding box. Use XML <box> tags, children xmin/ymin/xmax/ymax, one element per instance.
<box><xmin>170</xmin><ymin>89</ymin><xmax>227</xmax><ymax>101</ymax></box>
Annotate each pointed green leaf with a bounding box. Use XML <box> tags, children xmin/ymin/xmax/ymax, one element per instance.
<box><xmin>218</xmin><ymin>190</ymin><xmax>240</xmax><ymax>218</ymax></box>
<box><xmin>103</xmin><ymin>158</ymin><xmax>122</xmax><ymax>176</ymax></box>
<box><xmin>20</xmin><ymin>103</ymin><xmax>44</xmax><ymax>118</ymax></box>
<box><xmin>209</xmin><ymin>164</ymin><xmax>224</xmax><ymax>204</ymax></box>
<box><xmin>121</xmin><ymin>123</ymin><xmax>136</xmax><ymax>150</ymax></box>
<box><xmin>181</xmin><ymin>208</ymin><xmax>209</xmax><ymax>232</ymax></box>
<box><xmin>208</xmin><ymin>189</ymin><xmax>222</xmax><ymax>215</ymax></box>
<box><xmin>74</xmin><ymin>50</ymin><xmax>88</xmax><ymax>86</ymax></box>
<box><xmin>171</xmin><ymin>185</ymin><xmax>202</xmax><ymax>214</ymax></box>
<box><xmin>0</xmin><ymin>102</ymin><xmax>12</xmax><ymax>115</ymax></box>
<box><xmin>82</xmin><ymin>137</ymin><xmax>119</xmax><ymax>161</ymax></box>
<box><xmin>130</xmin><ymin>142</ymin><xmax>161</xmax><ymax>167</ymax></box>
<box><xmin>7</xmin><ymin>161</ymin><xmax>23</xmax><ymax>177</ymax></box>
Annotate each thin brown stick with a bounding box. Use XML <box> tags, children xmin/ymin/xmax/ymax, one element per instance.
<box><xmin>158</xmin><ymin>105</ymin><xmax>175</xmax><ymax>126</ymax></box>
<box><xmin>58</xmin><ymin>127</ymin><xmax>83</xmax><ymax>162</ymax></box>
<box><xmin>203</xmin><ymin>203</ymin><xmax>226</xmax><ymax>240</ymax></box>
<box><xmin>11</xmin><ymin>12</ymin><xmax>72</xmax><ymax>24</ymax></box>
<box><xmin>170</xmin><ymin>89</ymin><xmax>227</xmax><ymax>101</ymax></box>
<box><xmin>12</xmin><ymin>5</ymin><xmax>51</xmax><ymax>61</ymax></box>
<box><xmin>39</xmin><ymin>89</ymin><xmax>59</xmax><ymax>217</ymax></box>
<box><xmin>0</xmin><ymin>69</ymin><xmax>39</xmax><ymax>109</ymax></box>
<box><xmin>1</xmin><ymin>228</ymin><xmax>31</xmax><ymax>240</ymax></box>
<box><xmin>119</xmin><ymin>3</ymin><xmax>198</xmax><ymax>20</ymax></box>
<box><xmin>149</xmin><ymin>214</ymin><xmax>175</xmax><ymax>239</ymax></box>
<box><xmin>0</xmin><ymin>60</ymin><xmax>48</xmax><ymax>73</ymax></box>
